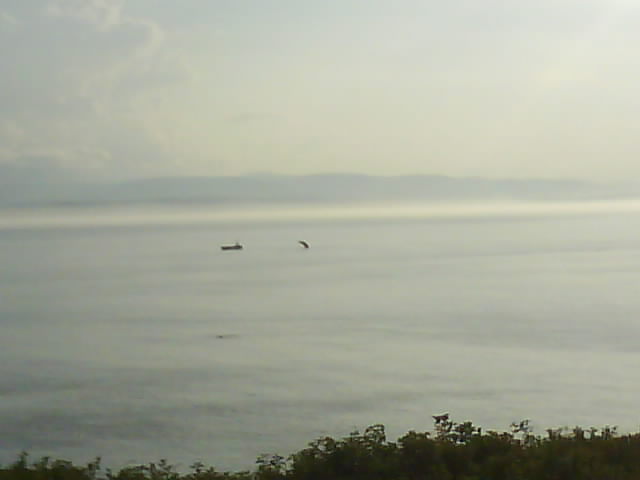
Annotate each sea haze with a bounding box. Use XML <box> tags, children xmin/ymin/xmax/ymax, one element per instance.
<box><xmin>2</xmin><ymin>202</ymin><xmax>640</xmax><ymax>470</ymax></box>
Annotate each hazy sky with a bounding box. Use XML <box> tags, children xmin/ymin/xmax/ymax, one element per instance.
<box><xmin>2</xmin><ymin>0</ymin><xmax>640</xmax><ymax>180</ymax></box>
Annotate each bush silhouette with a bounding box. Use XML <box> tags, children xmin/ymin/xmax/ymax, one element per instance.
<box><xmin>5</xmin><ymin>417</ymin><xmax>640</xmax><ymax>479</ymax></box>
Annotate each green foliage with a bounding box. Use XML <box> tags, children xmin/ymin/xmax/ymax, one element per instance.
<box><xmin>5</xmin><ymin>417</ymin><xmax>640</xmax><ymax>480</ymax></box>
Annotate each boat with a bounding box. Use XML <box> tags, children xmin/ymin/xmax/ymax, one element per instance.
<box><xmin>221</xmin><ymin>242</ymin><xmax>243</xmax><ymax>251</ymax></box>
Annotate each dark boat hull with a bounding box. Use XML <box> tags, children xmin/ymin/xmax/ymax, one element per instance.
<box><xmin>221</xmin><ymin>245</ymin><xmax>243</xmax><ymax>251</ymax></box>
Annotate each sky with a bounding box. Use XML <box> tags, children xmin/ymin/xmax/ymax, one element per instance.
<box><xmin>2</xmin><ymin>0</ymin><xmax>640</xmax><ymax>181</ymax></box>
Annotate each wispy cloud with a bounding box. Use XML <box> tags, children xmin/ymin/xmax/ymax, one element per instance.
<box><xmin>0</xmin><ymin>1</ymin><xmax>187</xmax><ymax>178</ymax></box>
<box><xmin>43</xmin><ymin>0</ymin><xmax>167</xmax><ymax>87</ymax></box>
<box><xmin>44</xmin><ymin>0</ymin><xmax>120</xmax><ymax>29</ymax></box>
<box><xmin>0</xmin><ymin>10</ymin><xmax>18</xmax><ymax>30</ymax></box>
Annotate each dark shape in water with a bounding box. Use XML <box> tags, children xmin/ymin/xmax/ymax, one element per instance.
<box><xmin>221</xmin><ymin>242</ymin><xmax>243</xmax><ymax>251</ymax></box>
<box><xmin>298</xmin><ymin>240</ymin><xmax>310</xmax><ymax>249</ymax></box>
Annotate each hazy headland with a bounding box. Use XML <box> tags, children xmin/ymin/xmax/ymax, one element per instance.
<box><xmin>1</xmin><ymin>162</ymin><xmax>637</xmax><ymax>209</ymax></box>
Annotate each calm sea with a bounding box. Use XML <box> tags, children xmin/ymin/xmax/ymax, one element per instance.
<box><xmin>2</xmin><ymin>202</ymin><xmax>640</xmax><ymax>470</ymax></box>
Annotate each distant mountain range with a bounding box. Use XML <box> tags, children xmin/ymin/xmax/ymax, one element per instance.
<box><xmin>0</xmin><ymin>168</ymin><xmax>637</xmax><ymax>207</ymax></box>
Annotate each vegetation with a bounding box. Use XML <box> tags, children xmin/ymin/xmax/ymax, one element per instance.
<box><xmin>4</xmin><ymin>416</ymin><xmax>640</xmax><ymax>480</ymax></box>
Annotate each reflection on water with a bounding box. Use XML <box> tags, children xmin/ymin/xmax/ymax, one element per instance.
<box><xmin>4</xmin><ymin>199</ymin><xmax>640</xmax><ymax>229</ymax></box>
<box><xmin>1</xmin><ymin>202</ymin><xmax>640</xmax><ymax>469</ymax></box>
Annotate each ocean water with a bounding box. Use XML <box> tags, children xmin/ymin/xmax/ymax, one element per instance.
<box><xmin>2</xmin><ymin>203</ymin><xmax>640</xmax><ymax>470</ymax></box>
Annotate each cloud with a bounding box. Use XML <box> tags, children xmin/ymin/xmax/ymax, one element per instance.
<box><xmin>0</xmin><ymin>10</ymin><xmax>18</xmax><ymax>32</ymax></box>
<box><xmin>42</xmin><ymin>0</ymin><xmax>167</xmax><ymax>100</ymax></box>
<box><xmin>0</xmin><ymin>147</ymin><xmax>112</xmax><ymax>171</ymax></box>
<box><xmin>44</xmin><ymin>0</ymin><xmax>124</xmax><ymax>30</ymax></box>
<box><xmin>0</xmin><ymin>0</ymin><xmax>187</xmax><ymax>178</ymax></box>
<box><xmin>44</xmin><ymin>0</ymin><xmax>165</xmax><ymax>58</ymax></box>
